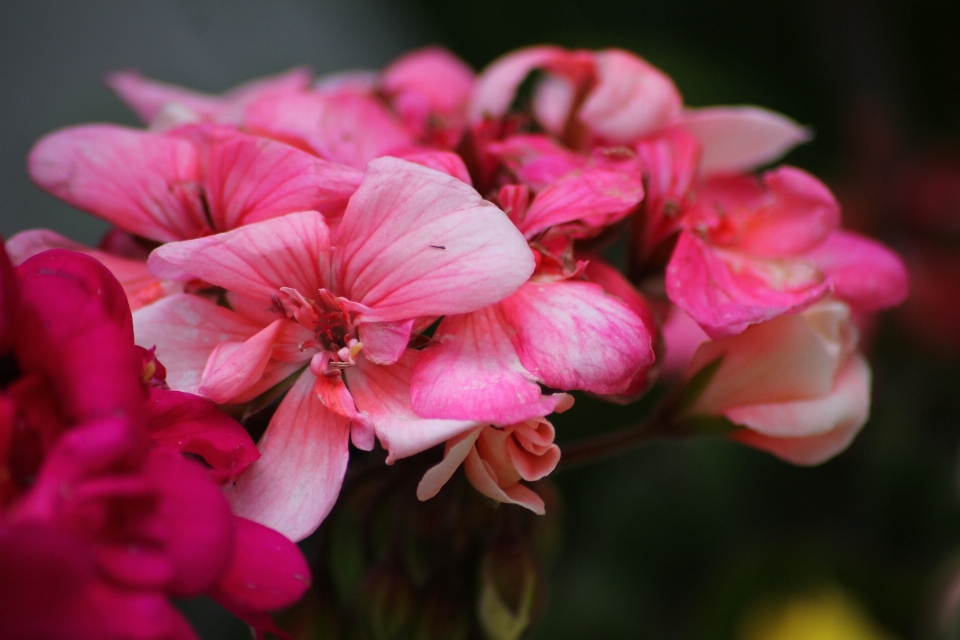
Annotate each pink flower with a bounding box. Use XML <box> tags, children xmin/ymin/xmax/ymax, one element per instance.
<box><xmin>682</xmin><ymin>299</ymin><xmax>871</xmax><ymax>465</ymax></box>
<box><xmin>135</xmin><ymin>158</ymin><xmax>535</xmax><ymax>540</ymax></box>
<box><xmin>0</xmin><ymin>247</ymin><xmax>308</xmax><ymax>639</ymax></box>
<box><xmin>18</xmin><ymin>123</ymin><xmax>362</xmax><ymax>309</ymax></box>
<box><xmin>417</xmin><ymin>417</ymin><xmax>564</xmax><ymax>514</ymax></box>
<box><xmin>666</xmin><ymin>166</ymin><xmax>907</xmax><ymax>338</ymax></box>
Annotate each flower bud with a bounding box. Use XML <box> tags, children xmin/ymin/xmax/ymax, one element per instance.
<box><xmin>477</xmin><ymin>538</ymin><xmax>541</xmax><ymax>640</ymax></box>
<box><xmin>413</xmin><ymin>583</ymin><xmax>469</xmax><ymax>640</ymax></box>
<box><xmin>359</xmin><ymin>561</ymin><xmax>418</xmax><ymax>640</ymax></box>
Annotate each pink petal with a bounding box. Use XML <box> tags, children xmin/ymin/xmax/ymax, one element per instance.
<box><xmin>390</xmin><ymin>149</ymin><xmax>473</xmax><ymax>185</ymax></box>
<box><xmin>106</xmin><ymin>67</ymin><xmax>312</xmax><ymax>126</ymax></box>
<box><xmin>506</xmin><ymin>420</ymin><xmax>561</xmax><ymax>482</ymax></box>
<box><xmin>463</xmin><ymin>448</ymin><xmax>545</xmax><ymax>514</ymax></box>
<box><xmin>500</xmin><ymin>280</ymin><xmax>656</xmax><ymax>395</ymax></box>
<box><xmin>410</xmin><ymin>306</ymin><xmax>568</xmax><ymax>424</ymax></box>
<box><xmin>416</xmin><ymin>427</ymin><xmax>482</xmax><ymax>500</ymax></box>
<box><xmin>133</xmin><ymin>294</ymin><xmax>264</xmax><ymax>394</ymax></box>
<box><xmin>199</xmin><ymin>320</ymin><xmax>286</xmax><ymax>404</ymax></box>
<box><xmin>488</xmin><ymin>134</ymin><xmax>585</xmax><ymax>191</ymax></box>
<box><xmin>346</xmin><ymin>350</ymin><xmax>479</xmax><ymax>462</ymax></box>
<box><xmin>149</xmin><ymin>211</ymin><xmax>331</xmax><ymax>303</ymax></box>
<box><xmin>334</xmin><ymin>157</ymin><xmax>534</xmax><ymax>322</ymax></box>
<box><xmin>211</xmin><ymin>517</ymin><xmax>310</xmax><ymax>613</ymax></box>
<box><xmin>666</xmin><ymin>231</ymin><xmax>830</xmax><ymax>338</ymax></box>
<box><xmin>145</xmin><ymin>388</ymin><xmax>260</xmax><ymax>483</ymax></box>
<box><xmin>245</xmin><ymin>91</ymin><xmax>413</xmax><ymax>168</ymax></box>
<box><xmin>729</xmin><ymin>354</ymin><xmax>871</xmax><ymax>465</ymax></box>
<box><xmin>381</xmin><ymin>47</ymin><xmax>475</xmax><ymax>147</ymax></box>
<box><xmin>808</xmin><ymin>231</ymin><xmax>909</xmax><ymax>313</ymax></box>
<box><xmin>517</xmin><ymin>156</ymin><xmax>644</xmax><ymax>239</ymax></box>
<box><xmin>7</xmin><ymin>229</ymin><xmax>180</xmax><ymax>310</ymax></box>
<box><xmin>578</xmin><ymin>49</ymin><xmax>682</xmax><ymax>143</ymax></box>
<box><xmin>204</xmin><ymin>129</ymin><xmax>362</xmax><ymax>230</ymax></box>
<box><xmin>225</xmin><ymin>372</ymin><xmax>350</xmax><ymax>541</ymax></box>
<box><xmin>677</xmin><ymin>106</ymin><xmax>811</xmax><ymax>175</ymax></box>
<box><xmin>358</xmin><ymin>319</ymin><xmax>414</xmax><ymax>366</ymax></box>
<box><xmin>28</xmin><ymin>125</ymin><xmax>206</xmax><ymax>242</ymax></box>
<box><xmin>686</xmin><ymin>304</ymin><xmax>853</xmax><ymax>414</ymax></box>
<box><xmin>143</xmin><ymin>449</ymin><xmax>236</xmax><ymax>597</ymax></box>
<box><xmin>469</xmin><ymin>45</ymin><xmax>570</xmax><ymax>122</ymax></box>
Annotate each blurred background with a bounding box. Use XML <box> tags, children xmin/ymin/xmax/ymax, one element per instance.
<box><xmin>5</xmin><ymin>1</ymin><xmax>960</xmax><ymax>638</ymax></box>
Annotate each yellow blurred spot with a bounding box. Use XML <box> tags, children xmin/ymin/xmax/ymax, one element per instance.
<box><xmin>739</xmin><ymin>588</ymin><xmax>896</xmax><ymax>640</ymax></box>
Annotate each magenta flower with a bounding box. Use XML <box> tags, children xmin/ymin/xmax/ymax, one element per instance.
<box><xmin>0</xmin><ymin>247</ymin><xmax>309</xmax><ymax>639</ymax></box>
<box><xmin>134</xmin><ymin>158</ymin><xmax>534</xmax><ymax>540</ymax></box>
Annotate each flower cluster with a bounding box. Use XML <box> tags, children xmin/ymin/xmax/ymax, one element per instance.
<box><xmin>10</xmin><ymin>45</ymin><xmax>908</xmax><ymax>561</ymax></box>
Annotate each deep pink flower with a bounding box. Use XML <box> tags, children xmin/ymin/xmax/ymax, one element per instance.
<box><xmin>0</xmin><ymin>247</ymin><xmax>308</xmax><ymax>639</ymax></box>
<box><xmin>135</xmin><ymin>158</ymin><xmax>534</xmax><ymax>540</ymax></box>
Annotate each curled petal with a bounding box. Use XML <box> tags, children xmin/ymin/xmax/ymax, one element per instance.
<box><xmin>416</xmin><ymin>427</ymin><xmax>482</xmax><ymax>501</ymax></box>
<box><xmin>677</xmin><ymin>106</ymin><xmax>811</xmax><ymax>175</ymax></box>
<box><xmin>463</xmin><ymin>448</ymin><xmax>546</xmax><ymax>515</ymax></box>
<box><xmin>226</xmin><ymin>372</ymin><xmax>350</xmax><ymax>541</ymax></box>
<box><xmin>199</xmin><ymin>320</ymin><xmax>285</xmax><ymax>404</ymax></box>
<box><xmin>578</xmin><ymin>49</ymin><xmax>682</xmax><ymax>143</ymax></box>
<box><xmin>469</xmin><ymin>46</ymin><xmax>570</xmax><ymax>122</ymax></box>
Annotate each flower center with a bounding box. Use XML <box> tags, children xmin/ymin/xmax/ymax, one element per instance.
<box><xmin>273</xmin><ymin>287</ymin><xmax>363</xmax><ymax>376</ymax></box>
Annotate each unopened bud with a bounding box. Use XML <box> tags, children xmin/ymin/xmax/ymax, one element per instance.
<box><xmin>477</xmin><ymin>538</ymin><xmax>540</xmax><ymax>640</ymax></box>
<box><xmin>359</xmin><ymin>561</ymin><xmax>417</xmax><ymax>640</ymax></box>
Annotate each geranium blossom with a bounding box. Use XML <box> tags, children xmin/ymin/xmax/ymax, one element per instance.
<box><xmin>135</xmin><ymin>158</ymin><xmax>535</xmax><ymax>540</ymax></box>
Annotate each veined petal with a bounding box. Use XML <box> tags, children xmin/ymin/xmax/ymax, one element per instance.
<box><xmin>205</xmin><ymin>129</ymin><xmax>362</xmax><ymax>230</ymax></box>
<box><xmin>500</xmin><ymin>280</ymin><xmax>655</xmax><ymax>395</ymax></box>
<box><xmin>578</xmin><ymin>49</ymin><xmax>682</xmax><ymax>143</ymax></box>
<box><xmin>358</xmin><ymin>319</ymin><xmax>414</xmax><ymax>366</ymax></box>
<box><xmin>729</xmin><ymin>354</ymin><xmax>871</xmax><ymax>465</ymax></box>
<box><xmin>225</xmin><ymin>372</ymin><xmax>350</xmax><ymax>541</ymax></box>
<box><xmin>677</xmin><ymin>106</ymin><xmax>811</xmax><ymax>175</ymax></box>
<box><xmin>390</xmin><ymin>149</ymin><xmax>473</xmax><ymax>185</ymax></box>
<box><xmin>346</xmin><ymin>350</ymin><xmax>479</xmax><ymax>462</ymax></box>
<box><xmin>133</xmin><ymin>294</ymin><xmax>263</xmax><ymax>394</ymax></box>
<box><xmin>335</xmin><ymin>157</ymin><xmax>534</xmax><ymax>321</ymax></box>
<box><xmin>28</xmin><ymin>125</ymin><xmax>206</xmax><ymax>242</ymax></box>
<box><xmin>410</xmin><ymin>306</ymin><xmax>568</xmax><ymax>424</ymax></box>
<box><xmin>149</xmin><ymin>211</ymin><xmax>331</xmax><ymax>302</ymax></box>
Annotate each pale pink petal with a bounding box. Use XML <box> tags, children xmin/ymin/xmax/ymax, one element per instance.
<box><xmin>686</xmin><ymin>306</ymin><xmax>851</xmax><ymax>414</ymax></box>
<box><xmin>729</xmin><ymin>354</ymin><xmax>871</xmax><ymax>464</ymax></box>
<box><xmin>346</xmin><ymin>350</ymin><xmax>479</xmax><ymax>462</ymax></box>
<box><xmin>411</xmin><ymin>306</ymin><xmax>570</xmax><ymax>424</ymax></box>
<box><xmin>506</xmin><ymin>420</ymin><xmax>561</xmax><ymax>481</ymax></box>
<box><xmin>6</xmin><ymin>229</ymin><xmax>180</xmax><ymax>310</ymax></box>
<box><xmin>245</xmin><ymin>91</ymin><xmax>413</xmax><ymax>169</ymax></box>
<box><xmin>334</xmin><ymin>157</ymin><xmax>534</xmax><ymax>322</ymax></box>
<box><xmin>677</xmin><ymin>106</ymin><xmax>811</xmax><ymax>175</ymax></box>
<box><xmin>463</xmin><ymin>449</ymin><xmax>546</xmax><ymax>514</ymax></box>
<box><xmin>381</xmin><ymin>47</ymin><xmax>475</xmax><ymax>147</ymax></box>
<box><xmin>311</xmin><ymin>372</ymin><xmax>375</xmax><ymax>451</ymax></box>
<box><xmin>390</xmin><ymin>149</ymin><xmax>473</xmax><ymax>185</ymax></box>
<box><xmin>226</xmin><ymin>372</ymin><xmax>350</xmax><ymax>541</ymax></box>
<box><xmin>204</xmin><ymin>129</ymin><xmax>363</xmax><ymax>229</ymax></box>
<box><xmin>532</xmin><ymin>74</ymin><xmax>577</xmax><ymax>137</ymax></box>
<box><xmin>199</xmin><ymin>320</ymin><xmax>286</xmax><ymax>404</ymax></box>
<box><xmin>808</xmin><ymin>231</ymin><xmax>909</xmax><ymax>313</ymax></box>
<box><xmin>416</xmin><ymin>427</ymin><xmax>482</xmax><ymax>501</ymax></box>
<box><xmin>133</xmin><ymin>294</ymin><xmax>263</xmax><ymax>393</ymax></box>
<box><xmin>469</xmin><ymin>45</ymin><xmax>570</xmax><ymax>122</ymax></box>
<box><xmin>149</xmin><ymin>211</ymin><xmax>331</xmax><ymax>303</ymax></box>
<box><xmin>106</xmin><ymin>67</ymin><xmax>312</xmax><ymax>126</ymax></box>
<box><xmin>500</xmin><ymin>280</ymin><xmax>655</xmax><ymax>395</ymax></box>
<box><xmin>659</xmin><ymin>304</ymin><xmax>709</xmax><ymax>379</ymax></box>
<box><xmin>666</xmin><ymin>231</ymin><xmax>830</xmax><ymax>338</ymax></box>
<box><xmin>28</xmin><ymin>125</ymin><xmax>206</xmax><ymax>242</ymax></box>
<box><xmin>578</xmin><ymin>49</ymin><xmax>682</xmax><ymax>143</ymax></box>
<box><xmin>517</xmin><ymin>159</ymin><xmax>644</xmax><ymax>239</ymax></box>
<box><xmin>358</xmin><ymin>319</ymin><xmax>414</xmax><ymax>365</ymax></box>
